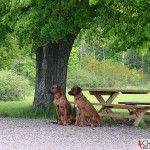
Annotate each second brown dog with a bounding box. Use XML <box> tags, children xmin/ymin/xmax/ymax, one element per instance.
<box><xmin>68</xmin><ymin>86</ymin><xmax>101</xmax><ymax>127</ymax></box>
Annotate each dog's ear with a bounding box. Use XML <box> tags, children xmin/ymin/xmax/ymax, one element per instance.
<box><xmin>77</xmin><ymin>86</ymin><xmax>82</xmax><ymax>93</ymax></box>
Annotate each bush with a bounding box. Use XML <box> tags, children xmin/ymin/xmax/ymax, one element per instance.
<box><xmin>98</xmin><ymin>59</ymin><xmax>132</xmax><ymax>88</ymax></box>
<box><xmin>130</xmin><ymin>69</ymin><xmax>148</xmax><ymax>84</ymax></box>
<box><xmin>67</xmin><ymin>69</ymin><xmax>100</xmax><ymax>88</ymax></box>
<box><xmin>0</xmin><ymin>70</ymin><xmax>33</xmax><ymax>101</ymax></box>
<box><xmin>67</xmin><ymin>56</ymin><xmax>148</xmax><ymax>88</ymax></box>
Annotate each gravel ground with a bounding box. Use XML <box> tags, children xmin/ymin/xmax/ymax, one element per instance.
<box><xmin>0</xmin><ymin>118</ymin><xmax>149</xmax><ymax>150</ymax></box>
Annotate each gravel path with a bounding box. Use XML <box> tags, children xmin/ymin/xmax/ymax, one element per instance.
<box><xmin>0</xmin><ymin>118</ymin><xmax>149</xmax><ymax>150</ymax></box>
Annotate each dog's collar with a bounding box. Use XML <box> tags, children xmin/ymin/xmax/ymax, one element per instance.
<box><xmin>75</xmin><ymin>94</ymin><xmax>83</xmax><ymax>100</ymax></box>
<box><xmin>54</xmin><ymin>91</ymin><xmax>63</xmax><ymax>99</ymax></box>
<box><xmin>54</xmin><ymin>94</ymin><xmax>61</xmax><ymax>100</ymax></box>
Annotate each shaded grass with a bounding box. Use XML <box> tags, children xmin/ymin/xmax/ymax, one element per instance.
<box><xmin>0</xmin><ymin>91</ymin><xmax>149</xmax><ymax>128</ymax></box>
<box><xmin>0</xmin><ymin>101</ymin><xmax>57</xmax><ymax>119</ymax></box>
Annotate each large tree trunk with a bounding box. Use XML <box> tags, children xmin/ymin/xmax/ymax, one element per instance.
<box><xmin>33</xmin><ymin>34</ymin><xmax>76</xmax><ymax>110</ymax></box>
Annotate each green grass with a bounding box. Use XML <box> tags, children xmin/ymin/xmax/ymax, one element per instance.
<box><xmin>0</xmin><ymin>92</ymin><xmax>149</xmax><ymax>128</ymax></box>
<box><xmin>0</xmin><ymin>101</ymin><xmax>57</xmax><ymax>119</ymax></box>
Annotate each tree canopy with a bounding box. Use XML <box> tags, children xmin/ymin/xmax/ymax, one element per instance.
<box><xmin>1</xmin><ymin>0</ymin><xmax>149</xmax><ymax>52</ymax></box>
<box><xmin>2</xmin><ymin>0</ymin><xmax>96</xmax><ymax>47</ymax></box>
<box><xmin>80</xmin><ymin>0</ymin><xmax>150</xmax><ymax>53</ymax></box>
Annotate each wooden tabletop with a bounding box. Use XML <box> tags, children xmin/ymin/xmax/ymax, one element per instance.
<box><xmin>83</xmin><ymin>89</ymin><xmax>150</xmax><ymax>94</ymax></box>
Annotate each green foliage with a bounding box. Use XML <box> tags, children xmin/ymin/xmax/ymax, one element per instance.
<box><xmin>0</xmin><ymin>0</ymin><xmax>149</xmax><ymax>93</ymax></box>
<box><xmin>78</xmin><ymin>0</ymin><xmax>150</xmax><ymax>53</ymax></box>
<box><xmin>130</xmin><ymin>69</ymin><xmax>148</xmax><ymax>85</ymax></box>
<box><xmin>144</xmin><ymin>52</ymin><xmax>150</xmax><ymax>75</ymax></box>
<box><xmin>1</xmin><ymin>0</ymin><xmax>149</xmax><ymax>53</ymax></box>
<box><xmin>0</xmin><ymin>70</ymin><xmax>33</xmax><ymax>101</ymax></box>
<box><xmin>67</xmin><ymin>69</ymin><xmax>99</xmax><ymax>88</ymax></box>
<box><xmin>0</xmin><ymin>46</ymin><xmax>13</xmax><ymax>69</ymax></box>
<box><xmin>89</xmin><ymin>0</ymin><xmax>99</xmax><ymax>6</ymax></box>
<box><xmin>67</xmin><ymin>47</ymin><xmax>80</xmax><ymax>71</ymax></box>
<box><xmin>67</xmin><ymin>56</ymin><xmax>148</xmax><ymax>88</ymax></box>
<box><xmin>2</xmin><ymin>0</ymin><xmax>96</xmax><ymax>48</ymax></box>
<box><xmin>72</xmin><ymin>39</ymin><xmax>150</xmax><ymax>78</ymax></box>
<box><xmin>0</xmin><ymin>35</ymin><xmax>20</xmax><ymax>69</ymax></box>
<box><xmin>0</xmin><ymin>0</ymin><xmax>10</xmax><ymax>42</ymax></box>
<box><xmin>126</xmin><ymin>49</ymin><xmax>150</xmax><ymax>76</ymax></box>
<box><xmin>0</xmin><ymin>35</ymin><xmax>36</xmax><ymax>85</ymax></box>
<box><xmin>13</xmin><ymin>56</ymin><xmax>36</xmax><ymax>85</ymax></box>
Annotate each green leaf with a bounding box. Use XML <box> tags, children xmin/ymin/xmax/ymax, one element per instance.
<box><xmin>89</xmin><ymin>0</ymin><xmax>99</xmax><ymax>6</ymax></box>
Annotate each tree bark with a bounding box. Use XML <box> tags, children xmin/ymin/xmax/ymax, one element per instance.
<box><xmin>33</xmin><ymin>34</ymin><xmax>76</xmax><ymax>110</ymax></box>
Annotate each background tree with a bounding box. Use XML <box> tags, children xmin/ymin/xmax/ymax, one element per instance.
<box><xmin>2</xmin><ymin>1</ymin><xmax>97</xmax><ymax>109</ymax></box>
<box><xmin>80</xmin><ymin>0</ymin><xmax>150</xmax><ymax>53</ymax></box>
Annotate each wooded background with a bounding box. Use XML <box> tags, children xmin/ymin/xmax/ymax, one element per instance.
<box><xmin>0</xmin><ymin>0</ymin><xmax>149</xmax><ymax>109</ymax></box>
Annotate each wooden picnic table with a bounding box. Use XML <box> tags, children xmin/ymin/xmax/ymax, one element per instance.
<box><xmin>83</xmin><ymin>89</ymin><xmax>150</xmax><ymax>126</ymax></box>
<box><xmin>83</xmin><ymin>89</ymin><xmax>150</xmax><ymax>112</ymax></box>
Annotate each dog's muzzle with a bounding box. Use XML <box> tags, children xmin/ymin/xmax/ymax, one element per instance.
<box><xmin>68</xmin><ymin>91</ymin><xmax>74</xmax><ymax>96</ymax></box>
<box><xmin>48</xmin><ymin>89</ymin><xmax>53</xmax><ymax>94</ymax></box>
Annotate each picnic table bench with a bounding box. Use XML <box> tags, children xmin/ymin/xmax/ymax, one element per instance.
<box><xmin>92</xmin><ymin>103</ymin><xmax>150</xmax><ymax>127</ymax></box>
<box><xmin>70</xmin><ymin>101</ymin><xmax>150</xmax><ymax>127</ymax></box>
<box><xmin>118</xmin><ymin>101</ymin><xmax>150</xmax><ymax>116</ymax></box>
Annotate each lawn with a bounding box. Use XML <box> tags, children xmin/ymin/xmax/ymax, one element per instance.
<box><xmin>0</xmin><ymin>91</ymin><xmax>149</xmax><ymax>128</ymax></box>
<box><xmin>0</xmin><ymin>100</ymin><xmax>56</xmax><ymax>119</ymax></box>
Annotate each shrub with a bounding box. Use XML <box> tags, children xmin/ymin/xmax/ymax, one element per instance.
<box><xmin>98</xmin><ymin>59</ymin><xmax>132</xmax><ymax>88</ymax></box>
<box><xmin>130</xmin><ymin>69</ymin><xmax>148</xmax><ymax>84</ymax></box>
<box><xmin>67</xmin><ymin>69</ymin><xmax>100</xmax><ymax>88</ymax></box>
<box><xmin>0</xmin><ymin>70</ymin><xmax>33</xmax><ymax>101</ymax></box>
<box><xmin>67</xmin><ymin>56</ymin><xmax>148</xmax><ymax>88</ymax></box>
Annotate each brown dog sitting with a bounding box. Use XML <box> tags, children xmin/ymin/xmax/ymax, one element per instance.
<box><xmin>48</xmin><ymin>84</ymin><xmax>74</xmax><ymax>126</ymax></box>
<box><xmin>68</xmin><ymin>86</ymin><xmax>101</xmax><ymax>127</ymax></box>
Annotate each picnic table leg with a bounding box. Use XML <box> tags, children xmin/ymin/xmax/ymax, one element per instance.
<box><xmin>94</xmin><ymin>94</ymin><xmax>113</xmax><ymax>114</ymax></box>
<box><xmin>128</xmin><ymin>104</ymin><xmax>136</xmax><ymax>121</ymax></box>
<box><xmin>106</xmin><ymin>92</ymin><xmax>119</xmax><ymax>104</ymax></box>
<box><xmin>133</xmin><ymin>111</ymin><xmax>145</xmax><ymax>127</ymax></box>
<box><xmin>97</xmin><ymin>92</ymin><xmax>119</xmax><ymax>113</ymax></box>
<box><xmin>128</xmin><ymin>109</ymin><xmax>135</xmax><ymax>121</ymax></box>
<box><xmin>90</xmin><ymin>92</ymin><xmax>119</xmax><ymax>121</ymax></box>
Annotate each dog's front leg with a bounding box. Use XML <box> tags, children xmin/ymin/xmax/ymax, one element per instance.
<box><xmin>80</xmin><ymin>110</ymin><xmax>85</xmax><ymax>127</ymax></box>
<box><xmin>75</xmin><ymin>109</ymin><xmax>80</xmax><ymax>126</ymax></box>
<box><xmin>63</xmin><ymin>108</ymin><xmax>67</xmax><ymax>126</ymax></box>
<box><xmin>56</xmin><ymin>107</ymin><xmax>62</xmax><ymax>125</ymax></box>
